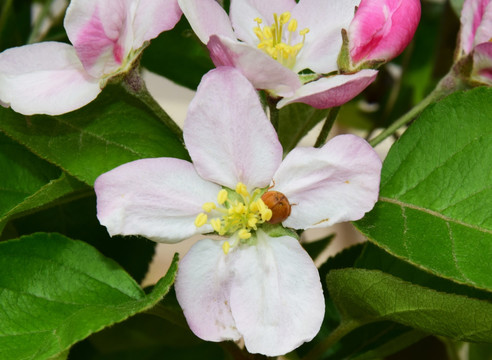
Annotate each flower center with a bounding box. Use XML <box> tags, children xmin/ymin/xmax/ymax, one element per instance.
<box><xmin>253</xmin><ymin>12</ymin><xmax>309</xmax><ymax>69</ymax></box>
<box><xmin>194</xmin><ymin>182</ymin><xmax>273</xmax><ymax>254</ymax></box>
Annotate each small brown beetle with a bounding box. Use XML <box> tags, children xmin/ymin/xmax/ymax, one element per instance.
<box><xmin>261</xmin><ymin>191</ymin><xmax>291</xmax><ymax>224</ymax></box>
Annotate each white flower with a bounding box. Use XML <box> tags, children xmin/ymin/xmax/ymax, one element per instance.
<box><xmin>94</xmin><ymin>67</ymin><xmax>382</xmax><ymax>356</ymax></box>
<box><xmin>0</xmin><ymin>0</ymin><xmax>181</xmax><ymax>115</ymax></box>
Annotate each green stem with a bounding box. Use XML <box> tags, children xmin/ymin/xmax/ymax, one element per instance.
<box><xmin>122</xmin><ymin>67</ymin><xmax>184</xmax><ymax>143</ymax></box>
<box><xmin>314</xmin><ymin>107</ymin><xmax>340</xmax><ymax>148</ymax></box>
<box><xmin>27</xmin><ymin>0</ymin><xmax>56</xmax><ymax>44</ymax></box>
<box><xmin>302</xmin><ymin>320</ymin><xmax>360</xmax><ymax>360</ymax></box>
<box><xmin>369</xmin><ymin>71</ymin><xmax>460</xmax><ymax>147</ymax></box>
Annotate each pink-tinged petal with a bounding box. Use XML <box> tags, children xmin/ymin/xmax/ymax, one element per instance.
<box><xmin>64</xmin><ymin>0</ymin><xmax>133</xmax><ymax>78</ymax></box>
<box><xmin>184</xmin><ymin>67</ymin><xmax>283</xmax><ymax>189</ymax></box>
<box><xmin>471</xmin><ymin>42</ymin><xmax>492</xmax><ymax>84</ymax></box>
<box><xmin>474</xmin><ymin>2</ymin><xmax>492</xmax><ymax>45</ymax></box>
<box><xmin>348</xmin><ymin>0</ymin><xmax>421</xmax><ymax>65</ymax></box>
<box><xmin>230</xmin><ymin>0</ymin><xmax>296</xmax><ymax>45</ymax></box>
<box><xmin>178</xmin><ymin>0</ymin><xmax>235</xmax><ymax>44</ymax></box>
<box><xmin>132</xmin><ymin>0</ymin><xmax>182</xmax><ymax>48</ymax></box>
<box><xmin>0</xmin><ymin>42</ymin><xmax>101</xmax><ymax>115</ymax></box>
<box><xmin>94</xmin><ymin>158</ymin><xmax>221</xmax><ymax>243</ymax></box>
<box><xmin>208</xmin><ymin>35</ymin><xmax>301</xmax><ymax>96</ymax></box>
<box><xmin>292</xmin><ymin>0</ymin><xmax>360</xmax><ymax>74</ymax></box>
<box><xmin>273</xmin><ymin>134</ymin><xmax>381</xmax><ymax>229</ymax></box>
<box><xmin>459</xmin><ymin>0</ymin><xmax>492</xmax><ymax>55</ymax></box>
<box><xmin>229</xmin><ymin>231</ymin><xmax>324</xmax><ymax>356</ymax></box>
<box><xmin>277</xmin><ymin>69</ymin><xmax>377</xmax><ymax>109</ymax></box>
<box><xmin>175</xmin><ymin>238</ymin><xmax>242</xmax><ymax>342</ymax></box>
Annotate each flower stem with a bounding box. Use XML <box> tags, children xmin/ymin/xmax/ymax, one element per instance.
<box><xmin>314</xmin><ymin>107</ymin><xmax>340</xmax><ymax>148</ymax></box>
<box><xmin>369</xmin><ymin>71</ymin><xmax>460</xmax><ymax>147</ymax></box>
<box><xmin>302</xmin><ymin>319</ymin><xmax>360</xmax><ymax>360</ymax></box>
<box><xmin>122</xmin><ymin>67</ymin><xmax>184</xmax><ymax>143</ymax></box>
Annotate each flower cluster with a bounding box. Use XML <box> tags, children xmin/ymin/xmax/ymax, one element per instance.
<box><xmin>179</xmin><ymin>0</ymin><xmax>420</xmax><ymax>108</ymax></box>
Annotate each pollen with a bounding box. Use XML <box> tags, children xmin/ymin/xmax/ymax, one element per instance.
<box><xmin>194</xmin><ymin>182</ymin><xmax>274</xmax><ymax>253</ymax></box>
<box><xmin>253</xmin><ymin>12</ymin><xmax>309</xmax><ymax>69</ymax></box>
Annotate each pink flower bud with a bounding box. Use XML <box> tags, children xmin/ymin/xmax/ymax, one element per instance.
<box><xmin>347</xmin><ymin>0</ymin><xmax>421</xmax><ymax>69</ymax></box>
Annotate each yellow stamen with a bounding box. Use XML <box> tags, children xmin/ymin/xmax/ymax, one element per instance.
<box><xmin>280</xmin><ymin>11</ymin><xmax>291</xmax><ymax>24</ymax></box>
<box><xmin>222</xmin><ymin>241</ymin><xmax>231</xmax><ymax>254</ymax></box>
<box><xmin>202</xmin><ymin>202</ymin><xmax>216</xmax><ymax>212</ymax></box>
<box><xmin>194</xmin><ymin>213</ymin><xmax>208</xmax><ymax>227</ymax></box>
<box><xmin>211</xmin><ymin>218</ymin><xmax>222</xmax><ymax>233</ymax></box>
<box><xmin>217</xmin><ymin>189</ymin><xmax>228</xmax><ymax>205</ymax></box>
<box><xmin>252</xmin><ymin>13</ymin><xmax>310</xmax><ymax>68</ymax></box>
<box><xmin>236</xmin><ymin>182</ymin><xmax>249</xmax><ymax>197</ymax></box>
<box><xmin>288</xmin><ymin>19</ymin><xmax>298</xmax><ymax>32</ymax></box>
<box><xmin>238</xmin><ymin>229</ymin><xmax>252</xmax><ymax>240</ymax></box>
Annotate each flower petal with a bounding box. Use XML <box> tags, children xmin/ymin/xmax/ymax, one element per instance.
<box><xmin>94</xmin><ymin>158</ymin><xmax>221</xmax><ymax>243</ymax></box>
<box><xmin>0</xmin><ymin>42</ymin><xmax>101</xmax><ymax>115</ymax></box>
<box><xmin>348</xmin><ymin>0</ymin><xmax>421</xmax><ymax>65</ymax></box>
<box><xmin>277</xmin><ymin>69</ymin><xmax>378</xmax><ymax>109</ymax></box>
<box><xmin>207</xmin><ymin>35</ymin><xmax>301</xmax><ymax>96</ymax></box>
<box><xmin>184</xmin><ymin>67</ymin><xmax>283</xmax><ymax>190</ymax></box>
<box><xmin>132</xmin><ymin>0</ymin><xmax>182</xmax><ymax>48</ymax></box>
<box><xmin>273</xmin><ymin>134</ymin><xmax>382</xmax><ymax>229</ymax></box>
<box><xmin>472</xmin><ymin>42</ymin><xmax>492</xmax><ymax>84</ymax></box>
<box><xmin>230</xmin><ymin>0</ymin><xmax>296</xmax><ymax>45</ymax></box>
<box><xmin>292</xmin><ymin>0</ymin><xmax>360</xmax><ymax>74</ymax></box>
<box><xmin>175</xmin><ymin>238</ymin><xmax>242</xmax><ymax>342</ymax></box>
<box><xmin>178</xmin><ymin>0</ymin><xmax>236</xmax><ymax>44</ymax></box>
<box><xmin>229</xmin><ymin>231</ymin><xmax>324</xmax><ymax>356</ymax></box>
<box><xmin>459</xmin><ymin>0</ymin><xmax>492</xmax><ymax>55</ymax></box>
<box><xmin>64</xmin><ymin>0</ymin><xmax>134</xmax><ymax>78</ymax></box>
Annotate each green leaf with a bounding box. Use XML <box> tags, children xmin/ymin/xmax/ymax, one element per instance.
<box><xmin>0</xmin><ymin>132</ymin><xmax>88</xmax><ymax>234</ymax></box>
<box><xmin>3</xmin><ymin>194</ymin><xmax>155</xmax><ymax>284</ymax></box>
<box><xmin>355</xmin><ymin>88</ymin><xmax>492</xmax><ymax>291</ymax></box>
<box><xmin>0</xmin><ymin>84</ymin><xmax>188</xmax><ymax>185</ymax></box>
<box><xmin>469</xmin><ymin>343</ymin><xmax>492</xmax><ymax>360</ymax></box>
<box><xmin>327</xmin><ymin>268</ymin><xmax>492</xmax><ymax>343</ymax></box>
<box><xmin>450</xmin><ymin>0</ymin><xmax>464</xmax><ymax>17</ymax></box>
<box><xmin>298</xmin><ymin>245</ymin><xmax>424</xmax><ymax>360</ymax></box>
<box><xmin>141</xmin><ymin>17</ymin><xmax>214</xmax><ymax>90</ymax></box>
<box><xmin>0</xmin><ymin>232</ymin><xmax>178</xmax><ymax>360</ymax></box>
<box><xmin>277</xmin><ymin>103</ymin><xmax>329</xmax><ymax>154</ymax></box>
<box><xmin>302</xmin><ymin>234</ymin><xmax>335</xmax><ymax>261</ymax></box>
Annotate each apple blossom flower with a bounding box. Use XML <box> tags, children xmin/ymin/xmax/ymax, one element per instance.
<box><xmin>340</xmin><ymin>0</ymin><xmax>421</xmax><ymax>71</ymax></box>
<box><xmin>0</xmin><ymin>0</ymin><xmax>181</xmax><ymax>115</ymax></box>
<box><xmin>178</xmin><ymin>0</ymin><xmax>380</xmax><ymax>109</ymax></box>
<box><xmin>455</xmin><ymin>0</ymin><xmax>492</xmax><ymax>85</ymax></box>
<box><xmin>94</xmin><ymin>67</ymin><xmax>381</xmax><ymax>356</ymax></box>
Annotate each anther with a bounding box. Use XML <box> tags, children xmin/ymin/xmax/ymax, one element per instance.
<box><xmin>217</xmin><ymin>189</ymin><xmax>228</xmax><ymax>204</ymax></box>
<box><xmin>194</xmin><ymin>213</ymin><xmax>208</xmax><ymax>227</ymax></box>
<box><xmin>238</xmin><ymin>229</ymin><xmax>252</xmax><ymax>240</ymax></box>
<box><xmin>222</xmin><ymin>241</ymin><xmax>231</xmax><ymax>254</ymax></box>
<box><xmin>202</xmin><ymin>202</ymin><xmax>216</xmax><ymax>212</ymax></box>
<box><xmin>288</xmin><ymin>19</ymin><xmax>298</xmax><ymax>32</ymax></box>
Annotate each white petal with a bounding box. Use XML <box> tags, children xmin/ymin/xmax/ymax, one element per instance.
<box><xmin>94</xmin><ymin>158</ymin><xmax>221</xmax><ymax>243</ymax></box>
<box><xmin>273</xmin><ymin>134</ymin><xmax>382</xmax><ymax>229</ymax></box>
<box><xmin>183</xmin><ymin>67</ymin><xmax>283</xmax><ymax>190</ymax></box>
<box><xmin>132</xmin><ymin>0</ymin><xmax>182</xmax><ymax>48</ymax></box>
<box><xmin>178</xmin><ymin>0</ymin><xmax>235</xmax><ymax>44</ymax></box>
<box><xmin>64</xmin><ymin>0</ymin><xmax>134</xmax><ymax>78</ymax></box>
<box><xmin>207</xmin><ymin>35</ymin><xmax>301</xmax><ymax>96</ymax></box>
<box><xmin>230</xmin><ymin>231</ymin><xmax>325</xmax><ymax>356</ymax></box>
<box><xmin>0</xmin><ymin>42</ymin><xmax>101</xmax><ymax>115</ymax></box>
<box><xmin>175</xmin><ymin>238</ymin><xmax>241</xmax><ymax>342</ymax></box>
<box><xmin>292</xmin><ymin>0</ymin><xmax>360</xmax><ymax>74</ymax></box>
<box><xmin>277</xmin><ymin>70</ymin><xmax>378</xmax><ymax>109</ymax></box>
<box><xmin>230</xmin><ymin>0</ymin><xmax>296</xmax><ymax>45</ymax></box>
